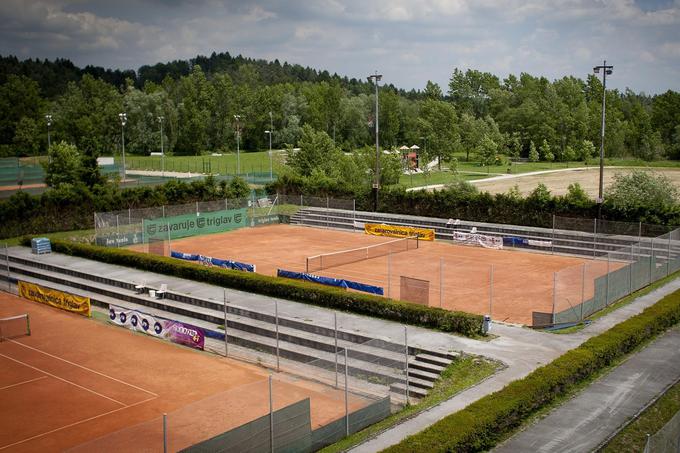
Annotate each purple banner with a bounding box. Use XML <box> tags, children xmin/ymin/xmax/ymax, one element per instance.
<box><xmin>109</xmin><ymin>305</ymin><xmax>205</xmax><ymax>350</ymax></box>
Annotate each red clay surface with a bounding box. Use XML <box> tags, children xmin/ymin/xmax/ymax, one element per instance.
<box><xmin>0</xmin><ymin>184</ymin><xmax>46</xmax><ymax>191</ymax></box>
<box><xmin>163</xmin><ymin>224</ymin><xmax>622</xmax><ymax>325</ymax></box>
<box><xmin>0</xmin><ymin>293</ymin><xmax>365</xmax><ymax>452</ymax></box>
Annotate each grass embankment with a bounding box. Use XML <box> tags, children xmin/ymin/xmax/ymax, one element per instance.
<box><xmin>320</xmin><ymin>356</ymin><xmax>500</xmax><ymax>453</ymax></box>
<box><xmin>601</xmin><ymin>377</ymin><xmax>680</xmax><ymax>452</ymax></box>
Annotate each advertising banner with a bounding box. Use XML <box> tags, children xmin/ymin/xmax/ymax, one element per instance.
<box><xmin>364</xmin><ymin>223</ymin><xmax>435</xmax><ymax>241</ymax></box>
<box><xmin>18</xmin><ymin>281</ymin><xmax>91</xmax><ymax>317</ymax></box>
<box><xmin>108</xmin><ymin>305</ymin><xmax>205</xmax><ymax>350</ymax></box>
<box><xmin>452</xmin><ymin>231</ymin><xmax>503</xmax><ymax>249</ymax></box>
<box><xmin>143</xmin><ymin>208</ymin><xmax>247</xmax><ymax>241</ymax></box>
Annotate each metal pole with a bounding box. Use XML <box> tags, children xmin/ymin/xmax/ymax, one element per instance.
<box><xmin>326</xmin><ymin>197</ymin><xmax>330</xmax><ymax>229</ymax></box>
<box><xmin>595</xmin><ymin>60</ymin><xmax>612</xmax><ymax>218</ymax></box>
<box><xmin>551</xmin><ymin>214</ymin><xmax>556</xmax><ymax>255</ymax></box>
<box><xmin>116</xmin><ymin>215</ymin><xmax>120</xmax><ymax>247</ymax></box>
<box><xmin>334</xmin><ymin>313</ymin><xmax>339</xmax><ymax>389</ymax></box>
<box><xmin>593</xmin><ymin>218</ymin><xmax>597</xmax><ymax>258</ymax></box>
<box><xmin>668</xmin><ymin>233</ymin><xmax>673</xmax><ymax>277</ymax></box>
<box><xmin>122</xmin><ymin>123</ymin><xmax>126</xmax><ymax>181</ymax></box>
<box><xmin>606</xmin><ymin>253</ymin><xmax>611</xmax><ymax>306</ymax></box>
<box><xmin>269</xmin><ymin>375</ymin><xmax>274</xmax><ymax>453</ymax></box>
<box><xmin>387</xmin><ymin>252</ymin><xmax>391</xmax><ymax>298</ymax></box>
<box><xmin>630</xmin><ymin>244</ymin><xmax>634</xmax><ymax>294</ymax></box>
<box><xmin>275</xmin><ymin>300</ymin><xmax>280</xmax><ymax>372</ymax></box>
<box><xmin>404</xmin><ymin>326</ymin><xmax>409</xmax><ymax>405</ymax></box>
<box><xmin>223</xmin><ymin>289</ymin><xmax>229</xmax><ymax>356</ymax></box>
<box><xmin>166</xmin><ymin>222</ymin><xmax>171</xmax><ymax>256</ymax></box>
<box><xmin>489</xmin><ymin>265</ymin><xmax>494</xmax><ymax>317</ymax></box>
<box><xmin>353</xmin><ymin>199</ymin><xmax>356</xmax><ymax>223</ymax></box>
<box><xmin>580</xmin><ymin>263</ymin><xmax>586</xmax><ymax>321</ymax></box>
<box><xmin>344</xmin><ymin>348</ymin><xmax>349</xmax><ymax>436</ymax></box>
<box><xmin>368</xmin><ymin>72</ymin><xmax>382</xmax><ymax>211</ymax></box>
<box><xmin>269</xmin><ymin>111</ymin><xmax>273</xmax><ymax>181</ymax></box>
<box><xmin>439</xmin><ymin>257</ymin><xmax>444</xmax><ymax>308</ymax></box>
<box><xmin>552</xmin><ymin>272</ymin><xmax>557</xmax><ymax>325</ymax></box>
<box><xmin>163</xmin><ymin>413</ymin><xmax>167</xmax><ymax>453</ymax></box>
<box><xmin>6</xmin><ymin>243</ymin><xmax>11</xmax><ymax>291</ymax></box>
<box><xmin>235</xmin><ymin>115</ymin><xmax>241</xmax><ymax>176</ymax></box>
<box><xmin>649</xmin><ymin>238</ymin><xmax>654</xmax><ymax>284</ymax></box>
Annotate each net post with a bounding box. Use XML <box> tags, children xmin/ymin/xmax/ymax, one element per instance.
<box><xmin>404</xmin><ymin>326</ymin><xmax>409</xmax><ymax>405</ymax></box>
<box><xmin>580</xmin><ymin>263</ymin><xmax>586</xmax><ymax>321</ymax></box>
<box><xmin>223</xmin><ymin>289</ymin><xmax>229</xmax><ymax>357</ymax></box>
<box><xmin>163</xmin><ymin>413</ymin><xmax>168</xmax><ymax>453</ymax></box>
<box><xmin>269</xmin><ymin>375</ymin><xmax>274</xmax><ymax>453</ymax></box>
<box><xmin>439</xmin><ymin>257</ymin><xmax>443</xmax><ymax>308</ymax></box>
<box><xmin>25</xmin><ymin>314</ymin><xmax>31</xmax><ymax>336</ymax></box>
<box><xmin>344</xmin><ymin>348</ymin><xmax>349</xmax><ymax>436</ymax></box>
<box><xmin>275</xmin><ymin>300</ymin><xmax>280</xmax><ymax>372</ymax></box>
<box><xmin>552</xmin><ymin>272</ymin><xmax>557</xmax><ymax>325</ymax></box>
<box><xmin>334</xmin><ymin>313</ymin><xmax>339</xmax><ymax>389</ymax></box>
<box><xmin>305</xmin><ymin>257</ymin><xmax>309</xmax><ymax>274</ymax></box>
<box><xmin>489</xmin><ymin>264</ymin><xmax>494</xmax><ymax>317</ymax></box>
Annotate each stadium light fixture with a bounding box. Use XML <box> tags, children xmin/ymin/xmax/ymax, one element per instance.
<box><xmin>158</xmin><ymin>116</ymin><xmax>165</xmax><ymax>177</ymax></box>
<box><xmin>367</xmin><ymin>71</ymin><xmax>383</xmax><ymax>211</ymax></box>
<box><xmin>119</xmin><ymin>113</ymin><xmax>127</xmax><ymax>181</ymax></box>
<box><xmin>593</xmin><ymin>60</ymin><xmax>613</xmax><ymax>217</ymax></box>
<box><xmin>234</xmin><ymin>114</ymin><xmax>242</xmax><ymax>175</ymax></box>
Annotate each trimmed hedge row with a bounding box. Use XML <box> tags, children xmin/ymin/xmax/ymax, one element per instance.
<box><xmin>36</xmin><ymin>238</ymin><xmax>483</xmax><ymax>337</ymax></box>
<box><xmin>384</xmin><ymin>288</ymin><xmax>680</xmax><ymax>452</ymax></box>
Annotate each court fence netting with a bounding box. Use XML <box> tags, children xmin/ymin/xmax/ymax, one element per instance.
<box><xmin>0</xmin><ymin>313</ymin><xmax>30</xmax><ymax>341</ymax></box>
<box><xmin>644</xmin><ymin>407</ymin><xmax>680</xmax><ymax>453</ymax></box>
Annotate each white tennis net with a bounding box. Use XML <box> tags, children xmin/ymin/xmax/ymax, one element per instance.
<box><xmin>306</xmin><ymin>236</ymin><xmax>419</xmax><ymax>272</ymax></box>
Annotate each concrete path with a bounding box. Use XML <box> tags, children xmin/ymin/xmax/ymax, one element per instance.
<box><xmin>350</xmin><ymin>278</ymin><xmax>680</xmax><ymax>452</ymax></box>
<box><xmin>495</xmin><ymin>326</ymin><xmax>680</xmax><ymax>453</ymax></box>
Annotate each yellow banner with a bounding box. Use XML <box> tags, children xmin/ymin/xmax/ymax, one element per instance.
<box><xmin>364</xmin><ymin>223</ymin><xmax>435</xmax><ymax>241</ymax></box>
<box><xmin>18</xmin><ymin>281</ymin><xmax>91</xmax><ymax>317</ymax></box>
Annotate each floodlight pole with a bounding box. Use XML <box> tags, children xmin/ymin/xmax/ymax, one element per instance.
<box><xmin>269</xmin><ymin>111</ymin><xmax>274</xmax><ymax>180</ymax></box>
<box><xmin>45</xmin><ymin>114</ymin><xmax>52</xmax><ymax>163</ymax></box>
<box><xmin>158</xmin><ymin>116</ymin><xmax>165</xmax><ymax>177</ymax></box>
<box><xmin>367</xmin><ymin>71</ymin><xmax>383</xmax><ymax>212</ymax></box>
<box><xmin>119</xmin><ymin>113</ymin><xmax>127</xmax><ymax>181</ymax></box>
<box><xmin>593</xmin><ymin>60</ymin><xmax>613</xmax><ymax>218</ymax></box>
<box><xmin>234</xmin><ymin>115</ymin><xmax>242</xmax><ymax>176</ymax></box>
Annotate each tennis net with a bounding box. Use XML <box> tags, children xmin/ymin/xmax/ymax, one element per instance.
<box><xmin>306</xmin><ymin>236</ymin><xmax>419</xmax><ymax>272</ymax></box>
<box><xmin>0</xmin><ymin>314</ymin><xmax>31</xmax><ymax>341</ymax></box>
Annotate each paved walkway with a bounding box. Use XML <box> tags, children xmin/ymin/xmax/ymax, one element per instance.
<box><xmin>350</xmin><ymin>278</ymin><xmax>680</xmax><ymax>452</ymax></box>
<box><xmin>495</xmin><ymin>326</ymin><xmax>680</xmax><ymax>453</ymax></box>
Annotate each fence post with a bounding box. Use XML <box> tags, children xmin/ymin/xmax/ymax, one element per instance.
<box><xmin>649</xmin><ymin>238</ymin><xmax>654</xmax><ymax>285</ymax></box>
<box><xmin>605</xmin><ymin>253</ymin><xmax>611</xmax><ymax>306</ymax></box>
<box><xmin>195</xmin><ymin>201</ymin><xmax>199</xmax><ymax>215</ymax></box>
<box><xmin>593</xmin><ymin>218</ymin><xmax>597</xmax><ymax>258</ymax></box>
<box><xmin>334</xmin><ymin>313</ymin><xmax>339</xmax><ymax>389</ymax></box>
<box><xmin>300</xmin><ymin>194</ymin><xmax>303</xmax><ymax>208</ymax></box>
<box><xmin>223</xmin><ymin>289</ymin><xmax>229</xmax><ymax>357</ymax></box>
<box><xmin>166</xmin><ymin>222</ymin><xmax>171</xmax><ymax>256</ymax></box>
<box><xmin>128</xmin><ymin>208</ymin><xmax>131</xmax><ymax>226</ymax></box>
<box><xmin>225</xmin><ymin>198</ymin><xmax>228</xmax><ymax>211</ymax></box>
<box><xmin>667</xmin><ymin>233</ymin><xmax>673</xmax><ymax>277</ymax></box>
<box><xmin>115</xmin><ymin>215</ymin><xmax>120</xmax><ymax>247</ymax></box>
<box><xmin>489</xmin><ymin>265</ymin><xmax>494</xmax><ymax>317</ymax></box>
<box><xmin>275</xmin><ymin>300</ymin><xmax>280</xmax><ymax>372</ymax></box>
<box><xmin>439</xmin><ymin>257</ymin><xmax>444</xmax><ymax>308</ymax></box>
<box><xmin>163</xmin><ymin>413</ymin><xmax>168</xmax><ymax>453</ymax></box>
<box><xmin>269</xmin><ymin>375</ymin><xmax>274</xmax><ymax>453</ymax></box>
<box><xmin>353</xmin><ymin>199</ymin><xmax>356</xmax><ymax>223</ymax></box>
<box><xmin>551</xmin><ymin>214</ymin><xmax>555</xmax><ymax>255</ymax></box>
<box><xmin>552</xmin><ymin>272</ymin><xmax>557</xmax><ymax>325</ymax></box>
<box><xmin>630</xmin><ymin>244</ymin><xmax>634</xmax><ymax>294</ymax></box>
<box><xmin>404</xmin><ymin>326</ymin><xmax>409</xmax><ymax>405</ymax></box>
<box><xmin>6</xmin><ymin>243</ymin><xmax>11</xmax><ymax>291</ymax></box>
<box><xmin>580</xmin><ymin>263</ymin><xmax>586</xmax><ymax>321</ymax></box>
<box><xmin>162</xmin><ymin>205</ymin><xmax>165</xmax><ymax>218</ymax></box>
<box><xmin>344</xmin><ymin>348</ymin><xmax>349</xmax><ymax>436</ymax></box>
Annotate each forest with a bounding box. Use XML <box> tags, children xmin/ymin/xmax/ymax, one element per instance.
<box><xmin>1</xmin><ymin>52</ymin><xmax>679</xmax><ymax>167</ymax></box>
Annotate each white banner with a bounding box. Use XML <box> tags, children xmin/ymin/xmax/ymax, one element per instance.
<box><xmin>452</xmin><ymin>231</ymin><xmax>503</xmax><ymax>250</ymax></box>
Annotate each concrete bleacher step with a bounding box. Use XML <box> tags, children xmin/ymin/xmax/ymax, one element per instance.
<box><xmin>389</xmin><ymin>383</ymin><xmax>429</xmax><ymax>399</ymax></box>
<box><xmin>414</xmin><ymin>353</ymin><xmax>453</xmax><ymax>368</ymax></box>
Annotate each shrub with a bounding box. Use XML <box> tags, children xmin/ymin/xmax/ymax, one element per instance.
<box><xmin>38</xmin><ymin>238</ymin><xmax>484</xmax><ymax>337</ymax></box>
<box><xmin>384</xmin><ymin>288</ymin><xmax>680</xmax><ymax>452</ymax></box>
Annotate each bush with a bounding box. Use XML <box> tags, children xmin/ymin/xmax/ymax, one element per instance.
<box><xmin>39</xmin><ymin>238</ymin><xmax>484</xmax><ymax>337</ymax></box>
<box><xmin>384</xmin><ymin>288</ymin><xmax>680</xmax><ymax>452</ymax></box>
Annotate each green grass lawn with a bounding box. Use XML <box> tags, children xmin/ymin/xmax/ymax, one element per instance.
<box><xmin>601</xmin><ymin>377</ymin><xmax>680</xmax><ymax>453</ymax></box>
<box><xmin>319</xmin><ymin>355</ymin><xmax>500</xmax><ymax>453</ymax></box>
<box><xmin>119</xmin><ymin>150</ymin><xmax>287</xmax><ymax>176</ymax></box>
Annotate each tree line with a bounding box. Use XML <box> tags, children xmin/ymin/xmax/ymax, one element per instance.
<box><xmin>1</xmin><ymin>54</ymin><xmax>679</xmax><ymax>167</ymax></box>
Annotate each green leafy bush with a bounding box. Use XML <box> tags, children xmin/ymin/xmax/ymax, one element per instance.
<box><xmin>384</xmin><ymin>288</ymin><xmax>680</xmax><ymax>452</ymax></box>
<box><xmin>38</xmin><ymin>238</ymin><xmax>483</xmax><ymax>337</ymax></box>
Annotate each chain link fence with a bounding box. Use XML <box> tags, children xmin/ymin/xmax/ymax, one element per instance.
<box><xmin>644</xmin><ymin>408</ymin><xmax>680</xmax><ymax>453</ymax></box>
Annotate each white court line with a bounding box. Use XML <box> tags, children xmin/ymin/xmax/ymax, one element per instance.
<box><xmin>0</xmin><ymin>353</ymin><xmax>127</xmax><ymax>407</ymax></box>
<box><xmin>0</xmin><ymin>395</ymin><xmax>158</xmax><ymax>451</ymax></box>
<box><xmin>0</xmin><ymin>375</ymin><xmax>47</xmax><ymax>391</ymax></box>
<box><xmin>9</xmin><ymin>339</ymin><xmax>158</xmax><ymax>397</ymax></box>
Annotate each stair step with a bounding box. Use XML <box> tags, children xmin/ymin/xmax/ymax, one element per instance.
<box><xmin>406</xmin><ymin>367</ymin><xmax>440</xmax><ymax>382</ymax></box>
<box><xmin>415</xmin><ymin>353</ymin><xmax>452</xmax><ymax>368</ymax></box>
<box><xmin>390</xmin><ymin>382</ymin><xmax>428</xmax><ymax>399</ymax></box>
<box><xmin>408</xmin><ymin>359</ymin><xmax>445</xmax><ymax>374</ymax></box>
<box><xmin>404</xmin><ymin>376</ymin><xmax>435</xmax><ymax>390</ymax></box>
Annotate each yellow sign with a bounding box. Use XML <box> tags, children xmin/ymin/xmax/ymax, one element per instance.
<box><xmin>18</xmin><ymin>281</ymin><xmax>91</xmax><ymax>317</ymax></box>
<box><xmin>364</xmin><ymin>223</ymin><xmax>435</xmax><ymax>241</ymax></box>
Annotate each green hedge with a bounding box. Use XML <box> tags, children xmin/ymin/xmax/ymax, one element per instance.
<box><xmin>384</xmin><ymin>288</ymin><xmax>680</xmax><ymax>452</ymax></box>
<box><xmin>37</xmin><ymin>238</ymin><xmax>483</xmax><ymax>337</ymax></box>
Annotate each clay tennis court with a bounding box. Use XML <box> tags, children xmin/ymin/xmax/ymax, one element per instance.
<box><xmin>0</xmin><ymin>292</ymin><xmax>367</xmax><ymax>452</ymax></box>
<box><xmin>162</xmin><ymin>224</ymin><xmax>621</xmax><ymax>325</ymax></box>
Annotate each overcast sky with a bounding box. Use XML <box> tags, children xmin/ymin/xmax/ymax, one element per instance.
<box><xmin>1</xmin><ymin>0</ymin><xmax>679</xmax><ymax>94</ymax></box>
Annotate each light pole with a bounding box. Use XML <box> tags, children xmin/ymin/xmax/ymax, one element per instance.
<box><xmin>593</xmin><ymin>60</ymin><xmax>613</xmax><ymax>217</ymax></box>
<box><xmin>234</xmin><ymin>114</ymin><xmax>241</xmax><ymax>175</ymax></box>
<box><xmin>158</xmin><ymin>116</ymin><xmax>165</xmax><ymax>177</ymax></box>
<box><xmin>45</xmin><ymin>114</ymin><xmax>52</xmax><ymax>162</ymax></box>
<box><xmin>118</xmin><ymin>113</ymin><xmax>127</xmax><ymax>181</ymax></box>
<box><xmin>269</xmin><ymin>111</ymin><xmax>274</xmax><ymax>180</ymax></box>
<box><xmin>367</xmin><ymin>71</ymin><xmax>383</xmax><ymax>211</ymax></box>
